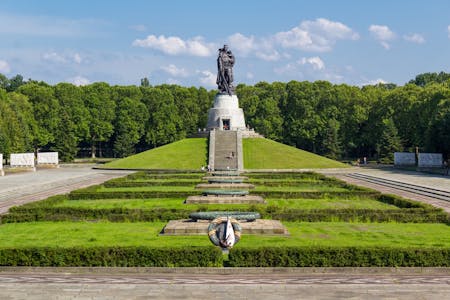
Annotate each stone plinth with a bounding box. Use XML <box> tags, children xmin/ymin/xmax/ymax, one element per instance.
<box><xmin>207</xmin><ymin>94</ymin><xmax>246</xmax><ymax>130</ymax></box>
<box><xmin>162</xmin><ymin>219</ymin><xmax>289</xmax><ymax>236</ymax></box>
<box><xmin>203</xmin><ymin>176</ymin><xmax>248</xmax><ymax>181</ymax></box>
<box><xmin>0</xmin><ymin>153</ymin><xmax>3</xmax><ymax>176</ymax></box>
<box><xmin>37</xmin><ymin>152</ymin><xmax>59</xmax><ymax>168</ymax></box>
<box><xmin>185</xmin><ymin>195</ymin><xmax>265</xmax><ymax>204</ymax></box>
<box><xmin>195</xmin><ymin>183</ymin><xmax>255</xmax><ymax>189</ymax></box>
<box><xmin>10</xmin><ymin>153</ymin><xmax>36</xmax><ymax>171</ymax></box>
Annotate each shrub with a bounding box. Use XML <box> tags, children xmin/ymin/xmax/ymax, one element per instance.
<box><xmin>228</xmin><ymin>246</ymin><xmax>450</xmax><ymax>267</ymax></box>
<box><xmin>0</xmin><ymin>246</ymin><xmax>222</xmax><ymax>267</ymax></box>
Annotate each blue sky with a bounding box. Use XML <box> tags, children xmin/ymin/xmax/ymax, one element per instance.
<box><xmin>0</xmin><ymin>0</ymin><xmax>450</xmax><ymax>87</ymax></box>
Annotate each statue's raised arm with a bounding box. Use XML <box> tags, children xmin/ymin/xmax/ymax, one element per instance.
<box><xmin>216</xmin><ymin>45</ymin><xmax>235</xmax><ymax>95</ymax></box>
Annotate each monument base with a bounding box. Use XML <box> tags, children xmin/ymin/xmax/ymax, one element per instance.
<box><xmin>206</xmin><ymin>94</ymin><xmax>246</xmax><ymax>130</ymax></box>
<box><xmin>195</xmin><ymin>183</ymin><xmax>255</xmax><ymax>189</ymax></box>
<box><xmin>185</xmin><ymin>195</ymin><xmax>265</xmax><ymax>204</ymax></box>
<box><xmin>162</xmin><ymin>219</ymin><xmax>289</xmax><ymax>236</ymax></box>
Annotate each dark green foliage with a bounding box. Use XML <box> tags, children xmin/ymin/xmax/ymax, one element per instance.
<box><xmin>228</xmin><ymin>247</ymin><xmax>450</xmax><ymax>267</ymax></box>
<box><xmin>0</xmin><ymin>246</ymin><xmax>222</xmax><ymax>267</ymax></box>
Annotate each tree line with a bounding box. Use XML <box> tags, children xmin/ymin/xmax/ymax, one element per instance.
<box><xmin>0</xmin><ymin>72</ymin><xmax>449</xmax><ymax>162</ymax></box>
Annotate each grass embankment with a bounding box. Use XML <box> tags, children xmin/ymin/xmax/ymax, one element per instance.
<box><xmin>243</xmin><ymin>138</ymin><xmax>348</xmax><ymax>169</ymax></box>
<box><xmin>101</xmin><ymin>138</ymin><xmax>207</xmax><ymax>170</ymax></box>
<box><xmin>0</xmin><ymin>221</ymin><xmax>448</xmax><ymax>249</ymax></box>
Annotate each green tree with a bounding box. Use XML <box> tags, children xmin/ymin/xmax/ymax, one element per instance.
<box><xmin>82</xmin><ymin>83</ymin><xmax>115</xmax><ymax>158</ymax></box>
<box><xmin>376</xmin><ymin>117</ymin><xmax>403</xmax><ymax>162</ymax></box>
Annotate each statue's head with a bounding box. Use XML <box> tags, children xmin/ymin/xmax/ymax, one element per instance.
<box><xmin>223</xmin><ymin>44</ymin><xmax>229</xmax><ymax>51</ymax></box>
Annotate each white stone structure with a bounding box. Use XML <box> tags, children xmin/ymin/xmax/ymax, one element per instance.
<box><xmin>207</xmin><ymin>94</ymin><xmax>246</xmax><ymax>131</ymax></box>
<box><xmin>37</xmin><ymin>152</ymin><xmax>59</xmax><ymax>166</ymax></box>
<box><xmin>10</xmin><ymin>153</ymin><xmax>35</xmax><ymax>170</ymax></box>
<box><xmin>0</xmin><ymin>153</ymin><xmax>4</xmax><ymax>176</ymax></box>
<box><xmin>418</xmin><ymin>153</ymin><xmax>443</xmax><ymax>168</ymax></box>
<box><xmin>394</xmin><ymin>152</ymin><xmax>416</xmax><ymax>166</ymax></box>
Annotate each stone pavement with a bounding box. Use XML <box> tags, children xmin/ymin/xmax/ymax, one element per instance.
<box><xmin>0</xmin><ymin>165</ymin><xmax>132</xmax><ymax>214</ymax></box>
<box><xmin>0</xmin><ymin>267</ymin><xmax>449</xmax><ymax>299</ymax></box>
<box><xmin>320</xmin><ymin>166</ymin><xmax>450</xmax><ymax>213</ymax></box>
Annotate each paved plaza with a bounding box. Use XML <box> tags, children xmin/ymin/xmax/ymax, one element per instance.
<box><xmin>0</xmin><ymin>166</ymin><xmax>449</xmax><ymax>299</ymax></box>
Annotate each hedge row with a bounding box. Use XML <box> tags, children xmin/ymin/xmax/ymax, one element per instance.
<box><xmin>0</xmin><ymin>246</ymin><xmax>222</xmax><ymax>267</ymax></box>
<box><xmin>127</xmin><ymin>171</ymin><xmax>204</xmax><ymax>180</ymax></box>
<box><xmin>4</xmin><ymin>206</ymin><xmax>447</xmax><ymax>224</ymax></box>
<box><xmin>228</xmin><ymin>247</ymin><xmax>450</xmax><ymax>267</ymax></box>
<box><xmin>103</xmin><ymin>180</ymin><xmax>201</xmax><ymax>188</ymax></box>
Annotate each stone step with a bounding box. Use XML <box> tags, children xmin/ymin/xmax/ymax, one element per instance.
<box><xmin>185</xmin><ymin>195</ymin><xmax>265</xmax><ymax>204</ymax></box>
<box><xmin>162</xmin><ymin>219</ymin><xmax>289</xmax><ymax>236</ymax></box>
<box><xmin>195</xmin><ymin>183</ymin><xmax>255</xmax><ymax>189</ymax></box>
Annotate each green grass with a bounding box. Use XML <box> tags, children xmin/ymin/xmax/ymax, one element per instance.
<box><xmin>97</xmin><ymin>186</ymin><xmax>196</xmax><ymax>192</ymax></box>
<box><xmin>243</xmin><ymin>138</ymin><xmax>348</xmax><ymax>169</ymax></box>
<box><xmin>54</xmin><ymin>196</ymin><xmax>398</xmax><ymax>211</ymax></box>
<box><xmin>101</xmin><ymin>138</ymin><xmax>208</xmax><ymax>170</ymax></box>
<box><xmin>0</xmin><ymin>221</ymin><xmax>448</xmax><ymax>249</ymax></box>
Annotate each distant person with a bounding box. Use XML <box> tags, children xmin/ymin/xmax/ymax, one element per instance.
<box><xmin>363</xmin><ymin>157</ymin><xmax>367</xmax><ymax>165</ymax></box>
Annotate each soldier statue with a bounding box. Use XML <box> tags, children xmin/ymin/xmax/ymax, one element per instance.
<box><xmin>216</xmin><ymin>45</ymin><xmax>235</xmax><ymax>95</ymax></box>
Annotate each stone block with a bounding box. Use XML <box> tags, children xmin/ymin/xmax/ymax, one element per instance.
<box><xmin>10</xmin><ymin>153</ymin><xmax>35</xmax><ymax>168</ymax></box>
<box><xmin>0</xmin><ymin>153</ymin><xmax>3</xmax><ymax>176</ymax></box>
<box><xmin>37</xmin><ymin>152</ymin><xmax>59</xmax><ymax>166</ymax></box>
<box><xmin>185</xmin><ymin>195</ymin><xmax>265</xmax><ymax>204</ymax></box>
<box><xmin>162</xmin><ymin>219</ymin><xmax>289</xmax><ymax>236</ymax></box>
<box><xmin>195</xmin><ymin>183</ymin><xmax>255</xmax><ymax>189</ymax></box>
<box><xmin>394</xmin><ymin>152</ymin><xmax>416</xmax><ymax>166</ymax></box>
<box><xmin>418</xmin><ymin>153</ymin><xmax>443</xmax><ymax>168</ymax></box>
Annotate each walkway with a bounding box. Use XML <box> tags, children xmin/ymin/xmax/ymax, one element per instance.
<box><xmin>0</xmin><ymin>267</ymin><xmax>448</xmax><ymax>299</ymax></box>
<box><xmin>0</xmin><ymin>165</ymin><xmax>132</xmax><ymax>214</ymax></box>
<box><xmin>321</xmin><ymin>167</ymin><xmax>450</xmax><ymax>213</ymax></box>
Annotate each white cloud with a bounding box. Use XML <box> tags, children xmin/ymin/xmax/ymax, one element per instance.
<box><xmin>0</xmin><ymin>60</ymin><xmax>11</xmax><ymax>74</ymax></box>
<box><xmin>161</xmin><ymin>64</ymin><xmax>188</xmax><ymax>77</ymax></box>
<box><xmin>448</xmin><ymin>25</ymin><xmax>450</xmax><ymax>39</ymax></box>
<box><xmin>42</xmin><ymin>52</ymin><xmax>83</xmax><ymax>64</ymax></box>
<box><xmin>369</xmin><ymin>25</ymin><xmax>395</xmax><ymax>49</ymax></box>
<box><xmin>403</xmin><ymin>33</ymin><xmax>425</xmax><ymax>44</ymax></box>
<box><xmin>67</xmin><ymin>76</ymin><xmax>90</xmax><ymax>86</ymax></box>
<box><xmin>275</xmin><ymin>18</ymin><xmax>359</xmax><ymax>52</ymax></box>
<box><xmin>361</xmin><ymin>78</ymin><xmax>387</xmax><ymax>86</ymax></box>
<box><xmin>198</xmin><ymin>70</ymin><xmax>216</xmax><ymax>87</ymax></box>
<box><xmin>228</xmin><ymin>33</ymin><xmax>256</xmax><ymax>55</ymax></box>
<box><xmin>166</xmin><ymin>78</ymin><xmax>181</xmax><ymax>85</ymax></box>
<box><xmin>256</xmin><ymin>50</ymin><xmax>281</xmax><ymax>61</ymax></box>
<box><xmin>130</xmin><ymin>24</ymin><xmax>147</xmax><ymax>32</ymax></box>
<box><xmin>42</xmin><ymin>52</ymin><xmax>67</xmax><ymax>63</ymax></box>
<box><xmin>298</xmin><ymin>56</ymin><xmax>325</xmax><ymax>70</ymax></box>
<box><xmin>132</xmin><ymin>35</ymin><xmax>214</xmax><ymax>56</ymax></box>
<box><xmin>73</xmin><ymin>53</ymin><xmax>82</xmax><ymax>64</ymax></box>
<box><xmin>246</xmin><ymin>72</ymin><xmax>254</xmax><ymax>79</ymax></box>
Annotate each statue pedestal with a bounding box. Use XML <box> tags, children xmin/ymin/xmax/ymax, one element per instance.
<box><xmin>207</xmin><ymin>93</ymin><xmax>246</xmax><ymax>131</ymax></box>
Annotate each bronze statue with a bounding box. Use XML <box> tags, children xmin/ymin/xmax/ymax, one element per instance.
<box><xmin>216</xmin><ymin>45</ymin><xmax>235</xmax><ymax>95</ymax></box>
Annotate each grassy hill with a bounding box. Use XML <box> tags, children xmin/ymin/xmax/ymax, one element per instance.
<box><xmin>101</xmin><ymin>138</ymin><xmax>207</xmax><ymax>170</ymax></box>
<box><xmin>243</xmin><ymin>138</ymin><xmax>348</xmax><ymax>169</ymax></box>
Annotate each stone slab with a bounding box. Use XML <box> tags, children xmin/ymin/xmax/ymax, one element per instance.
<box><xmin>10</xmin><ymin>153</ymin><xmax>35</xmax><ymax>168</ymax></box>
<box><xmin>185</xmin><ymin>195</ymin><xmax>265</xmax><ymax>204</ymax></box>
<box><xmin>394</xmin><ymin>152</ymin><xmax>416</xmax><ymax>166</ymax></box>
<box><xmin>195</xmin><ymin>183</ymin><xmax>255</xmax><ymax>189</ymax></box>
<box><xmin>418</xmin><ymin>153</ymin><xmax>443</xmax><ymax>167</ymax></box>
<box><xmin>162</xmin><ymin>219</ymin><xmax>289</xmax><ymax>235</ymax></box>
<box><xmin>37</xmin><ymin>152</ymin><xmax>59</xmax><ymax>165</ymax></box>
<box><xmin>203</xmin><ymin>176</ymin><xmax>248</xmax><ymax>181</ymax></box>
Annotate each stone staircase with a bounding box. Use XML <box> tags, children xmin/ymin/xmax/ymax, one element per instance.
<box><xmin>213</xmin><ymin>131</ymin><xmax>238</xmax><ymax>171</ymax></box>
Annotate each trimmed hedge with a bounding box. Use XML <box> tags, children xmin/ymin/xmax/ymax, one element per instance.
<box><xmin>0</xmin><ymin>246</ymin><xmax>222</xmax><ymax>267</ymax></box>
<box><xmin>103</xmin><ymin>180</ymin><xmax>201</xmax><ymax>188</ymax></box>
<box><xmin>228</xmin><ymin>247</ymin><xmax>450</xmax><ymax>267</ymax></box>
<box><xmin>4</xmin><ymin>206</ymin><xmax>448</xmax><ymax>224</ymax></box>
<box><xmin>69</xmin><ymin>190</ymin><xmax>199</xmax><ymax>200</ymax></box>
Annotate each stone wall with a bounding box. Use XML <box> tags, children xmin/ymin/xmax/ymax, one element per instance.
<box><xmin>10</xmin><ymin>153</ymin><xmax>35</xmax><ymax>168</ymax></box>
<box><xmin>394</xmin><ymin>152</ymin><xmax>416</xmax><ymax>166</ymax></box>
<box><xmin>418</xmin><ymin>153</ymin><xmax>443</xmax><ymax>168</ymax></box>
<box><xmin>0</xmin><ymin>153</ymin><xmax>3</xmax><ymax>176</ymax></box>
<box><xmin>37</xmin><ymin>152</ymin><xmax>59</xmax><ymax>165</ymax></box>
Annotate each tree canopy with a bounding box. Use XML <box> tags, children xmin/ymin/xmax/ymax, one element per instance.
<box><xmin>0</xmin><ymin>72</ymin><xmax>449</xmax><ymax>162</ymax></box>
